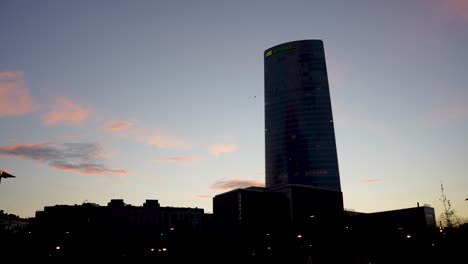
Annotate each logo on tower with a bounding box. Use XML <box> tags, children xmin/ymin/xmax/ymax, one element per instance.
<box><xmin>265</xmin><ymin>45</ymin><xmax>296</xmax><ymax>58</ymax></box>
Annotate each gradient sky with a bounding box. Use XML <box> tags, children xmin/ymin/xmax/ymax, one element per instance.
<box><xmin>1</xmin><ymin>0</ymin><xmax>467</xmax><ymax>220</ymax></box>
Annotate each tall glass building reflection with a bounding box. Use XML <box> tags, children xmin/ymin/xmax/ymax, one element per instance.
<box><xmin>264</xmin><ymin>40</ymin><xmax>341</xmax><ymax>191</ymax></box>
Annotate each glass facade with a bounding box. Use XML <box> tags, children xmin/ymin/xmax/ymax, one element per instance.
<box><xmin>264</xmin><ymin>40</ymin><xmax>341</xmax><ymax>191</ymax></box>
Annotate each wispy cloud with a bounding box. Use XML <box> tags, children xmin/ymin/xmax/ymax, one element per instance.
<box><xmin>355</xmin><ymin>178</ymin><xmax>382</xmax><ymax>184</ymax></box>
<box><xmin>155</xmin><ymin>156</ymin><xmax>203</xmax><ymax>163</ymax></box>
<box><xmin>145</xmin><ymin>130</ymin><xmax>191</xmax><ymax>149</ymax></box>
<box><xmin>0</xmin><ymin>71</ymin><xmax>20</xmax><ymax>79</ymax></box>
<box><xmin>419</xmin><ymin>102</ymin><xmax>468</xmax><ymax>128</ymax></box>
<box><xmin>255</xmin><ymin>172</ymin><xmax>265</xmax><ymax>177</ymax></box>
<box><xmin>434</xmin><ymin>0</ymin><xmax>468</xmax><ymax>22</ymax></box>
<box><xmin>210</xmin><ymin>179</ymin><xmax>264</xmax><ymax>191</ymax></box>
<box><xmin>0</xmin><ymin>142</ymin><xmax>127</xmax><ymax>176</ymax></box>
<box><xmin>120</xmin><ymin>181</ymin><xmax>129</xmax><ymax>186</ymax></box>
<box><xmin>0</xmin><ymin>71</ymin><xmax>36</xmax><ymax>116</ymax></box>
<box><xmin>209</xmin><ymin>144</ymin><xmax>239</xmax><ymax>156</ymax></box>
<box><xmin>102</xmin><ymin>121</ymin><xmax>132</xmax><ymax>131</ymax></box>
<box><xmin>196</xmin><ymin>195</ymin><xmax>211</xmax><ymax>198</ymax></box>
<box><xmin>43</xmin><ymin>97</ymin><xmax>91</xmax><ymax>125</ymax></box>
<box><xmin>101</xmin><ymin>120</ymin><xmax>191</xmax><ymax>150</ymax></box>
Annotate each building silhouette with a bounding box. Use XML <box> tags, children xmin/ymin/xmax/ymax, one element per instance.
<box><xmin>343</xmin><ymin>205</ymin><xmax>439</xmax><ymax>263</ymax></box>
<box><xmin>213</xmin><ymin>184</ymin><xmax>344</xmax><ymax>262</ymax></box>
<box><xmin>27</xmin><ymin>199</ymin><xmax>211</xmax><ymax>257</ymax></box>
<box><xmin>214</xmin><ymin>40</ymin><xmax>346</xmax><ymax>263</ymax></box>
<box><xmin>264</xmin><ymin>40</ymin><xmax>341</xmax><ymax>192</ymax></box>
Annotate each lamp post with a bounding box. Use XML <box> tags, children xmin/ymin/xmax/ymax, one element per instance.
<box><xmin>0</xmin><ymin>170</ymin><xmax>16</xmax><ymax>184</ymax></box>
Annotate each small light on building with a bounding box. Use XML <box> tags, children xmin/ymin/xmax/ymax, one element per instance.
<box><xmin>160</xmin><ymin>233</ymin><xmax>163</xmax><ymax>236</ymax></box>
<box><xmin>266</xmin><ymin>233</ymin><xmax>269</xmax><ymax>236</ymax></box>
<box><xmin>56</xmin><ymin>246</ymin><xmax>61</xmax><ymax>250</ymax></box>
<box><xmin>267</xmin><ymin>247</ymin><xmax>271</xmax><ymax>250</ymax></box>
<box><xmin>162</xmin><ymin>248</ymin><xmax>167</xmax><ymax>252</ymax></box>
<box><xmin>151</xmin><ymin>248</ymin><xmax>154</xmax><ymax>252</ymax></box>
<box><xmin>406</xmin><ymin>234</ymin><xmax>411</xmax><ymax>239</ymax></box>
<box><xmin>297</xmin><ymin>234</ymin><xmax>302</xmax><ymax>238</ymax></box>
<box><xmin>309</xmin><ymin>215</ymin><xmax>315</xmax><ymax>218</ymax></box>
<box><xmin>170</xmin><ymin>227</ymin><xmax>175</xmax><ymax>231</ymax></box>
<box><xmin>65</xmin><ymin>231</ymin><xmax>69</xmax><ymax>234</ymax></box>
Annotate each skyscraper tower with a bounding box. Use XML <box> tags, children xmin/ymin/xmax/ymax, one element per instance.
<box><xmin>264</xmin><ymin>40</ymin><xmax>341</xmax><ymax>192</ymax></box>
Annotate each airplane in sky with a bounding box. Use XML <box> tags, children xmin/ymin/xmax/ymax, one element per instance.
<box><xmin>0</xmin><ymin>170</ymin><xmax>16</xmax><ymax>184</ymax></box>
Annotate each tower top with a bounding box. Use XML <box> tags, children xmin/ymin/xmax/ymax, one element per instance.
<box><xmin>264</xmin><ymin>39</ymin><xmax>324</xmax><ymax>56</ymax></box>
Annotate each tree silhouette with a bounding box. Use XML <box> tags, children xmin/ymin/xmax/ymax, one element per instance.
<box><xmin>439</xmin><ymin>183</ymin><xmax>460</xmax><ymax>228</ymax></box>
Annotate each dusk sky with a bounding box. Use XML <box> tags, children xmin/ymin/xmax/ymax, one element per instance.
<box><xmin>1</xmin><ymin>0</ymin><xmax>467</xmax><ymax>219</ymax></box>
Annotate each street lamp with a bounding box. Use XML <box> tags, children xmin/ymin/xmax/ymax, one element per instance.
<box><xmin>0</xmin><ymin>170</ymin><xmax>16</xmax><ymax>184</ymax></box>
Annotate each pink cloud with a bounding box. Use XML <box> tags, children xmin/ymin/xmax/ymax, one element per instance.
<box><xmin>63</xmin><ymin>134</ymin><xmax>81</xmax><ymax>139</ymax></box>
<box><xmin>255</xmin><ymin>172</ymin><xmax>265</xmax><ymax>177</ymax></box>
<box><xmin>101</xmin><ymin>120</ymin><xmax>191</xmax><ymax>150</ymax></box>
<box><xmin>0</xmin><ymin>141</ymin><xmax>127</xmax><ymax>176</ymax></box>
<box><xmin>419</xmin><ymin>103</ymin><xmax>468</xmax><ymax>128</ymax></box>
<box><xmin>146</xmin><ymin>131</ymin><xmax>191</xmax><ymax>149</ymax></box>
<box><xmin>0</xmin><ymin>142</ymin><xmax>49</xmax><ymax>162</ymax></box>
<box><xmin>355</xmin><ymin>179</ymin><xmax>382</xmax><ymax>184</ymax></box>
<box><xmin>209</xmin><ymin>144</ymin><xmax>239</xmax><ymax>156</ymax></box>
<box><xmin>0</xmin><ymin>71</ymin><xmax>36</xmax><ymax>116</ymax></box>
<box><xmin>210</xmin><ymin>179</ymin><xmax>264</xmax><ymax>191</ymax></box>
<box><xmin>155</xmin><ymin>156</ymin><xmax>203</xmax><ymax>163</ymax></box>
<box><xmin>102</xmin><ymin>121</ymin><xmax>132</xmax><ymax>131</ymax></box>
<box><xmin>0</xmin><ymin>71</ymin><xmax>20</xmax><ymax>79</ymax></box>
<box><xmin>120</xmin><ymin>181</ymin><xmax>129</xmax><ymax>186</ymax></box>
<box><xmin>196</xmin><ymin>195</ymin><xmax>211</xmax><ymax>199</ymax></box>
<box><xmin>50</xmin><ymin>163</ymin><xmax>128</xmax><ymax>176</ymax></box>
<box><xmin>42</xmin><ymin>97</ymin><xmax>91</xmax><ymax>125</ymax></box>
<box><xmin>96</xmin><ymin>149</ymin><xmax>114</xmax><ymax>160</ymax></box>
<box><xmin>435</xmin><ymin>0</ymin><xmax>468</xmax><ymax>22</ymax></box>
<box><xmin>0</xmin><ymin>142</ymin><xmax>49</xmax><ymax>151</ymax></box>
